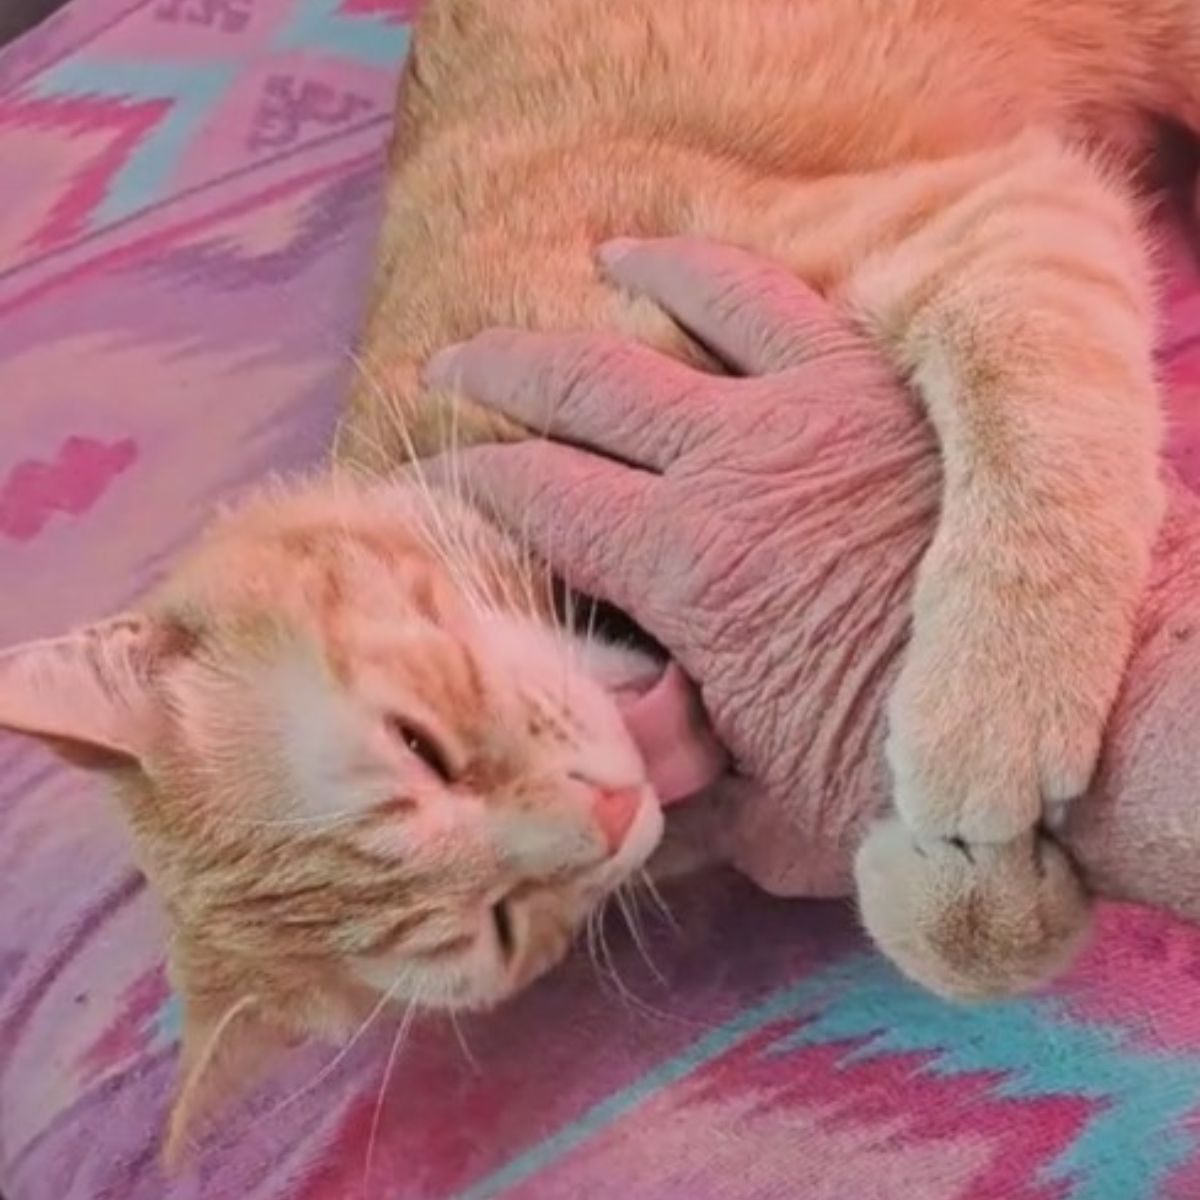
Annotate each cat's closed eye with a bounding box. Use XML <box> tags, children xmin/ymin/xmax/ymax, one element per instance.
<box><xmin>385</xmin><ymin>714</ymin><xmax>454</xmax><ymax>783</ymax></box>
<box><xmin>491</xmin><ymin>897</ymin><xmax>516</xmax><ymax>960</ymax></box>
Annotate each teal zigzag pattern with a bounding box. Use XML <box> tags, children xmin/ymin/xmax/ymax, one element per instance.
<box><xmin>274</xmin><ymin>0</ymin><xmax>411</xmax><ymax>66</ymax></box>
<box><xmin>21</xmin><ymin>0</ymin><xmax>411</xmax><ymax>232</ymax></box>
<box><xmin>28</xmin><ymin>59</ymin><xmax>236</xmax><ymax>226</ymax></box>
<box><xmin>775</xmin><ymin>956</ymin><xmax>1200</xmax><ymax>1200</ymax></box>
<box><xmin>462</xmin><ymin>953</ymin><xmax>1200</xmax><ymax>1200</ymax></box>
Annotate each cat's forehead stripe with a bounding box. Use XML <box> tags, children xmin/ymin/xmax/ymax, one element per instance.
<box><xmin>363</xmin><ymin>634</ymin><xmax>486</xmax><ymax>726</ymax></box>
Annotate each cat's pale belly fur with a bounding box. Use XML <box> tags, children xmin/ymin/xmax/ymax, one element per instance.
<box><xmin>344</xmin><ymin>0</ymin><xmax>1195</xmax><ymax>997</ymax></box>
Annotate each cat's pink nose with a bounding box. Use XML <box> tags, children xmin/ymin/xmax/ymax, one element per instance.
<box><xmin>592</xmin><ymin>786</ymin><xmax>642</xmax><ymax>853</ymax></box>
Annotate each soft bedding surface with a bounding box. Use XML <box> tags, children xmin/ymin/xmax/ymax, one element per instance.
<box><xmin>4</xmin><ymin>3</ymin><xmax>1200</xmax><ymax>1197</ymax></box>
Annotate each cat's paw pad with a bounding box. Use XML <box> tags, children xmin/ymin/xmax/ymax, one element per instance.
<box><xmin>854</xmin><ymin>816</ymin><xmax>1092</xmax><ymax>1000</ymax></box>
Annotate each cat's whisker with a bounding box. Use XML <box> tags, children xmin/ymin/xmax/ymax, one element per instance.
<box><xmin>434</xmin><ymin>406</ymin><xmax>541</xmax><ymax>625</ymax></box>
<box><xmin>330</xmin><ymin>376</ymin><xmax>400</xmax><ymax>473</ymax></box>
<box><xmin>331</xmin><ymin>419</ymin><xmax>390</xmax><ymax>484</ymax></box>
<box><xmin>425</xmin><ymin>490</ymin><xmax>511</xmax><ymax>619</ymax></box>
<box><xmin>583</xmin><ymin>592</ymin><xmax>601</xmax><ymax>654</ymax></box>
<box><xmin>328</xmin><ymin>468</ymin><xmax>370</xmax><ymax>578</ymax></box>
<box><xmin>622</xmin><ymin>988</ymin><xmax>690</xmax><ymax>1027</ymax></box>
<box><xmin>590</xmin><ymin>903</ymin><xmax>629</xmax><ymax>1001</ymax></box>
<box><xmin>223</xmin><ymin>809</ymin><xmax>366</xmax><ymax>831</ymax></box>
<box><xmin>446</xmin><ymin>1009</ymin><xmax>482</xmax><ymax>1075</ymax></box>
<box><xmin>364</xmin><ymin>991</ymin><xmax>421</xmax><ymax>1184</ymax></box>
<box><xmin>406</xmin><ymin>398</ymin><xmax>562</xmax><ymax>634</ymax></box>
<box><xmin>510</xmin><ymin>523</ymin><xmax>545</xmax><ymax>620</ymax></box>
<box><xmin>272</xmin><ymin>320</ymin><xmax>478</xmax><ymax>562</ymax></box>
<box><xmin>511</xmin><ymin>506</ymin><xmax>540</xmax><ymax>621</ymax></box>
<box><xmin>637</xmin><ymin>868</ymin><xmax>682</xmax><ymax>933</ymax></box>
<box><xmin>503</xmin><ymin>477</ymin><xmax>562</xmax><ymax>632</ymax></box>
<box><xmin>348</xmin><ymin>348</ymin><xmax>495</xmax><ymax>617</ymax></box>
<box><xmin>534</xmin><ymin>519</ymin><xmax>582</xmax><ymax>711</ymax></box>
<box><xmin>590</xmin><ymin>897</ymin><xmax>640</xmax><ymax>1008</ymax></box>
<box><xmin>523</xmin><ymin>400</ymin><xmax>592</xmax><ymax>673</ymax></box>
<box><xmin>444</xmin><ymin>382</ymin><xmax>465</xmax><ymax>512</ymax></box>
<box><xmin>591</xmin><ymin>900</ymin><xmax>684</xmax><ymax>1026</ymax></box>
<box><xmin>255</xmin><ymin>969</ymin><xmax>409</xmax><ymax>1126</ymax></box>
<box><xmin>583</xmin><ymin>907</ymin><xmax>607</xmax><ymax>984</ymax></box>
<box><xmin>463</xmin><ymin>500</ymin><xmax>525</xmax><ymax>618</ymax></box>
<box><xmin>337</xmin><ymin>389</ymin><xmax>400</xmax><ymax>480</ymax></box>
<box><xmin>615</xmin><ymin>884</ymin><xmax>667</xmax><ymax>985</ymax></box>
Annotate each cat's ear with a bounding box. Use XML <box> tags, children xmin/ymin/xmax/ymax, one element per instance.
<box><xmin>162</xmin><ymin>988</ymin><xmax>283</xmax><ymax>1166</ymax></box>
<box><xmin>164</xmin><ymin>974</ymin><xmax>304</xmax><ymax>1161</ymax></box>
<box><xmin>163</xmin><ymin>991</ymin><xmax>291</xmax><ymax>1168</ymax></box>
<box><xmin>0</xmin><ymin>615</ymin><xmax>183</xmax><ymax>763</ymax></box>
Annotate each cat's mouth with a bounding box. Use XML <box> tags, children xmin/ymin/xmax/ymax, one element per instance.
<box><xmin>487</xmin><ymin>797</ymin><xmax>664</xmax><ymax>989</ymax></box>
<box><xmin>613</xmin><ymin>664</ymin><xmax>727</xmax><ymax>805</ymax></box>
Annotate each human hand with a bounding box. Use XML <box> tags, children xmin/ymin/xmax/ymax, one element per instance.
<box><xmin>425</xmin><ymin>236</ymin><xmax>927</xmax><ymax>848</ymax></box>
<box><xmin>425</xmin><ymin>237</ymin><xmax>1089</xmax><ymax>998</ymax></box>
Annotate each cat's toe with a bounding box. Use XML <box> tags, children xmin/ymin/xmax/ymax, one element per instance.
<box><xmin>854</xmin><ymin>816</ymin><xmax>1092</xmax><ymax>1000</ymax></box>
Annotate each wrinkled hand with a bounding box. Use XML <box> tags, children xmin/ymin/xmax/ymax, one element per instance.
<box><xmin>425</xmin><ymin>237</ymin><xmax>937</xmax><ymax>889</ymax></box>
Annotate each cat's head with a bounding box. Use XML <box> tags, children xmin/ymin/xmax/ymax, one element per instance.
<box><xmin>0</xmin><ymin>476</ymin><xmax>664</xmax><ymax>1158</ymax></box>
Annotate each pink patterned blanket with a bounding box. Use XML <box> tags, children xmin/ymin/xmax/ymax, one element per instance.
<box><xmin>3</xmin><ymin>3</ymin><xmax>1200</xmax><ymax>1197</ymax></box>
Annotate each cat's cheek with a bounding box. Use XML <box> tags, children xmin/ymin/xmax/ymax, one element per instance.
<box><xmin>352</xmin><ymin>938</ymin><xmax>498</xmax><ymax>1010</ymax></box>
<box><xmin>350</xmin><ymin>791</ymin><xmax>493</xmax><ymax>862</ymax></box>
<box><xmin>574</xmin><ymin>636</ymin><xmax>663</xmax><ymax>694</ymax></box>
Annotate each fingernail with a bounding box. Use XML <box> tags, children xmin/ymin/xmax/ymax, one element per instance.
<box><xmin>424</xmin><ymin>342</ymin><xmax>464</xmax><ymax>385</ymax></box>
<box><xmin>598</xmin><ymin>238</ymin><xmax>639</xmax><ymax>270</ymax></box>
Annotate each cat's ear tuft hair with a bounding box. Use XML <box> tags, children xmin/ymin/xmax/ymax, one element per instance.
<box><xmin>0</xmin><ymin>614</ymin><xmax>190</xmax><ymax>764</ymax></box>
<box><xmin>163</xmin><ymin>991</ymin><xmax>290</xmax><ymax>1170</ymax></box>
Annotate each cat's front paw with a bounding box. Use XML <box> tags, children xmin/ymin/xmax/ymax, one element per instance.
<box><xmin>861</xmin><ymin>501</ymin><xmax>1151</xmax><ymax>997</ymax></box>
<box><xmin>885</xmin><ymin>539</ymin><xmax>1134</xmax><ymax>845</ymax></box>
<box><xmin>855</xmin><ymin>816</ymin><xmax>1091</xmax><ymax>1000</ymax></box>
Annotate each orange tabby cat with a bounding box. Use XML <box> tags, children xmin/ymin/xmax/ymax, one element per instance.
<box><xmin>0</xmin><ymin>0</ymin><xmax>1193</xmax><ymax>1156</ymax></box>
<box><xmin>345</xmin><ymin>0</ymin><xmax>1182</xmax><ymax>994</ymax></box>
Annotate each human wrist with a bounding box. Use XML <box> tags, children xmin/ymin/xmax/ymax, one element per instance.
<box><xmin>1065</xmin><ymin>479</ymin><xmax>1200</xmax><ymax>914</ymax></box>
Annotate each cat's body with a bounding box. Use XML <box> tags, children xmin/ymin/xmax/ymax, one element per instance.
<box><xmin>349</xmin><ymin>0</ymin><xmax>1180</xmax><ymax>460</ymax></box>
<box><xmin>0</xmin><ymin>0</ymin><xmax>1197</xmax><ymax>1155</ymax></box>
<box><xmin>345</xmin><ymin>0</ymin><xmax>1191</xmax><ymax>995</ymax></box>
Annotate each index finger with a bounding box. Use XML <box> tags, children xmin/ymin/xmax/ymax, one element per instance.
<box><xmin>598</xmin><ymin>237</ymin><xmax>866</xmax><ymax>375</ymax></box>
<box><xmin>425</xmin><ymin>439</ymin><xmax>670</xmax><ymax>633</ymax></box>
<box><xmin>425</xmin><ymin>329</ymin><xmax>727</xmax><ymax>472</ymax></box>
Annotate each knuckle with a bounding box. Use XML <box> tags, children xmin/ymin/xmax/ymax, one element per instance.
<box><xmin>552</xmin><ymin>334</ymin><xmax>629</xmax><ymax>407</ymax></box>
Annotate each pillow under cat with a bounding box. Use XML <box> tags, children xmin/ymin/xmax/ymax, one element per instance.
<box><xmin>0</xmin><ymin>0</ymin><xmax>1196</xmax><ymax>1159</ymax></box>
